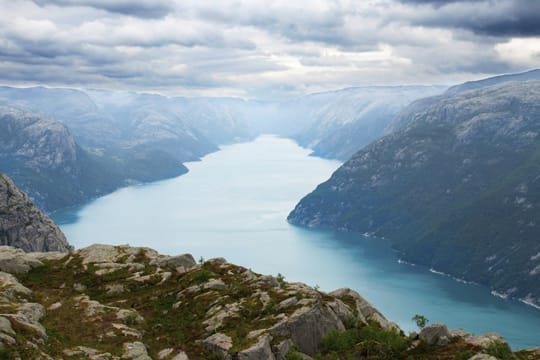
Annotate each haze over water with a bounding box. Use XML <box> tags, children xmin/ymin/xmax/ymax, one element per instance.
<box><xmin>53</xmin><ymin>135</ymin><xmax>540</xmax><ymax>349</ymax></box>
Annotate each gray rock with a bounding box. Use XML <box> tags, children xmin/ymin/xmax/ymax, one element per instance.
<box><xmin>329</xmin><ymin>288</ymin><xmax>399</xmax><ymax>331</ymax></box>
<box><xmin>7</xmin><ymin>302</ymin><xmax>47</xmax><ymax>338</ymax></box>
<box><xmin>0</xmin><ymin>316</ymin><xmax>14</xmax><ymax>335</ymax></box>
<box><xmin>171</xmin><ymin>351</ymin><xmax>189</xmax><ymax>360</ymax></box>
<box><xmin>207</xmin><ymin>257</ymin><xmax>227</xmax><ymax>265</ymax></box>
<box><xmin>0</xmin><ymin>173</ymin><xmax>72</xmax><ymax>252</ymax></box>
<box><xmin>257</xmin><ymin>275</ymin><xmax>280</xmax><ymax>288</ymax></box>
<box><xmin>202</xmin><ymin>333</ymin><xmax>233</xmax><ymax>360</ymax></box>
<box><xmin>122</xmin><ymin>341</ymin><xmax>151</xmax><ymax>360</ymax></box>
<box><xmin>156</xmin><ymin>254</ymin><xmax>196</xmax><ymax>269</ymax></box>
<box><xmin>278</xmin><ymin>297</ymin><xmax>298</xmax><ymax>310</ymax></box>
<box><xmin>158</xmin><ymin>348</ymin><xmax>174</xmax><ymax>359</ymax></box>
<box><xmin>204</xmin><ymin>279</ymin><xmax>227</xmax><ymax>291</ymax></box>
<box><xmin>273</xmin><ymin>339</ymin><xmax>294</xmax><ymax>360</ymax></box>
<box><xmin>461</xmin><ymin>332</ymin><xmax>506</xmax><ymax>349</ymax></box>
<box><xmin>0</xmin><ymin>246</ymin><xmax>44</xmax><ymax>273</ymax></box>
<box><xmin>270</xmin><ymin>302</ymin><xmax>345</xmax><ymax>355</ymax></box>
<box><xmin>0</xmin><ymin>271</ymin><xmax>32</xmax><ymax>301</ymax></box>
<box><xmin>237</xmin><ymin>334</ymin><xmax>275</xmax><ymax>360</ymax></box>
<box><xmin>419</xmin><ymin>323</ymin><xmax>451</xmax><ymax>345</ymax></box>
<box><xmin>468</xmin><ymin>354</ymin><xmax>498</xmax><ymax>360</ymax></box>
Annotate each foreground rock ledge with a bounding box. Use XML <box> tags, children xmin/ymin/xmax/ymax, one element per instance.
<box><xmin>0</xmin><ymin>244</ymin><xmax>537</xmax><ymax>360</ymax></box>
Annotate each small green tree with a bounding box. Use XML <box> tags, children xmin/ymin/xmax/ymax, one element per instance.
<box><xmin>412</xmin><ymin>314</ymin><xmax>429</xmax><ymax>330</ymax></box>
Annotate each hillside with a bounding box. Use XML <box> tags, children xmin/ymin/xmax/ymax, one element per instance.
<box><xmin>0</xmin><ymin>244</ymin><xmax>536</xmax><ymax>360</ymax></box>
<box><xmin>288</xmin><ymin>80</ymin><xmax>540</xmax><ymax>308</ymax></box>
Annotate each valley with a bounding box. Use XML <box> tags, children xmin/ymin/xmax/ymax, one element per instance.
<box><xmin>51</xmin><ymin>136</ymin><xmax>540</xmax><ymax>350</ymax></box>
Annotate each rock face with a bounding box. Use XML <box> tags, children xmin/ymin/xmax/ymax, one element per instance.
<box><xmin>0</xmin><ymin>173</ymin><xmax>72</xmax><ymax>252</ymax></box>
<box><xmin>288</xmin><ymin>78</ymin><xmax>540</xmax><ymax>308</ymax></box>
<box><xmin>0</xmin><ymin>244</ymin><xmax>533</xmax><ymax>360</ymax></box>
<box><xmin>0</xmin><ymin>106</ymin><xmax>127</xmax><ymax>212</ymax></box>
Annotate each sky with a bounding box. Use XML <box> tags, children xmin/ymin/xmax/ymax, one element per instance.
<box><xmin>0</xmin><ymin>0</ymin><xmax>538</xmax><ymax>99</ymax></box>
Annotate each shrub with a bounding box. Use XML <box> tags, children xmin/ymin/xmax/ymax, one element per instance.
<box><xmin>412</xmin><ymin>314</ymin><xmax>429</xmax><ymax>330</ymax></box>
<box><xmin>486</xmin><ymin>341</ymin><xmax>513</xmax><ymax>360</ymax></box>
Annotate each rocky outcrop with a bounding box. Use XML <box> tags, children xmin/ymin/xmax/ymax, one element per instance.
<box><xmin>0</xmin><ymin>173</ymin><xmax>72</xmax><ymax>252</ymax></box>
<box><xmin>0</xmin><ymin>244</ymin><xmax>536</xmax><ymax>359</ymax></box>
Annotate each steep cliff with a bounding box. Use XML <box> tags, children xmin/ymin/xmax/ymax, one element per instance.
<box><xmin>289</xmin><ymin>80</ymin><xmax>540</xmax><ymax>308</ymax></box>
<box><xmin>0</xmin><ymin>173</ymin><xmax>72</xmax><ymax>252</ymax></box>
<box><xmin>0</xmin><ymin>106</ymin><xmax>126</xmax><ymax>212</ymax></box>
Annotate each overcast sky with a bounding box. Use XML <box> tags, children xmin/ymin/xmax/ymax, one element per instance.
<box><xmin>0</xmin><ymin>0</ymin><xmax>538</xmax><ymax>99</ymax></box>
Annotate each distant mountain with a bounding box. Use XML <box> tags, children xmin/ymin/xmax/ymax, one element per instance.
<box><xmin>446</xmin><ymin>69</ymin><xmax>540</xmax><ymax>95</ymax></box>
<box><xmin>0</xmin><ymin>87</ymin><xmax>221</xmax><ymax>164</ymax></box>
<box><xmin>0</xmin><ymin>172</ymin><xmax>72</xmax><ymax>252</ymax></box>
<box><xmin>0</xmin><ymin>106</ymin><xmax>126</xmax><ymax>211</ymax></box>
<box><xmin>289</xmin><ymin>79</ymin><xmax>540</xmax><ymax>307</ymax></box>
<box><xmin>0</xmin><ymin>87</ymin><xmax>258</xmax><ymax>211</ymax></box>
<box><xmin>282</xmin><ymin>86</ymin><xmax>445</xmax><ymax>160</ymax></box>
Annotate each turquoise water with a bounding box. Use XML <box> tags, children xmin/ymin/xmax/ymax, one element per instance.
<box><xmin>52</xmin><ymin>135</ymin><xmax>540</xmax><ymax>349</ymax></box>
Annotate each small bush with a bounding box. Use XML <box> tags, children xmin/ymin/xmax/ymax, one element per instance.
<box><xmin>285</xmin><ymin>350</ymin><xmax>305</xmax><ymax>360</ymax></box>
<box><xmin>193</xmin><ymin>269</ymin><xmax>212</xmax><ymax>284</ymax></box>
<box><xmin>276</xmin><ymin>273</ymin><xmax>286</xmax><ymax>286</ymax></box>
<box><xmin>486</xmin><ymin>341</ymin><xmax>513</xmax><ymax>360</ymax></box>
<box><xmin>412</xmin><ymin>314</ymin><xmax>429</xmax><ymax>329</ymax></box>
<box><xmin>320</xmin><ymin>328</ymin><xmax>359</xmax><ymax>353</ymax></box>
<box><xmin>454</xmin><ymin>350</ymin><xmax>475</xmax><ymax>360</ymax></box>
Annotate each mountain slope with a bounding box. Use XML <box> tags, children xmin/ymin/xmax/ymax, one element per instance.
<box><xmin>0</xmin><ymin>244</ymin><xmax>534</xmax><ymax>359</ymax></box>
<box><xmin>0</xmin><ymin>106</ymin><xmax>130</xmax><ymax>212</ymax></box>
<box><xmin>287</xmin><ymin>86</ymin><xmax>445</xmax><ymax>160</ymax></box>
<box><xmin>288</xmin><ymin>80</ymin><xmax>540</xmax><ymax>307</ymax></box>
<box><xmin>0</xmin><ymin>173</ymin><xmax>72</xmax><ymax>252</ymax></box>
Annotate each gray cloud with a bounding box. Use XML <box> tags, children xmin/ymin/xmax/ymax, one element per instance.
<box><xmin>31</xmin><ymin>0</ymin><xmax>175</xmax><ymax>19</ymax></box>
<box><xmin>0</xmin><ymin>0</ymin><xmax>537</xmax><ymax>99</ymax></box>
<box><xmin>399</xmin><ymin>0</ymin><xmax>540</xmax><ymax>37</ymax></box>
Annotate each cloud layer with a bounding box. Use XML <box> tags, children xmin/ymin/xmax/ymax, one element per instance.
<box><xmin>0</xmin><ymin>0</ymin><xmax>537</xmax><ymax>98</ymax></box>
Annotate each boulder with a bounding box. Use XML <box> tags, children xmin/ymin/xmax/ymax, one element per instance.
<box><xmin>122</xmin><ymin>341</ymin><xmax>151</xmax><ymax>360</ymax></box>
<box><xmin>272</xmin><ymin>339</ymin><xmax>294</xmax><ymax>360</ymax></box>
<box><xmin>202</xmin><ymin>333</ymin><xmax>232</xmax><ymax>359</ymax></box>
<box><xmin>171</xmin><ymin>352</ymin><xmax>189</xmax><ymax>360</ymax></box>
<box><xmin>329</xmin><ymin>288</ymin><xmax>399</xmax><ymax>331</ymax></box>
<box><xmin>419</xmin><ymin>323</ymin><xmax>451</xmax><ymax>345</ymax></box>
<box><xmin>207</xmin><ymin>257</ymin><xmax>227</xmax><ymax>265</ymax></box>
<box><xmin>236</xmin><ymin>334</ymin><xmax>275</xmax><ymax>360</ymax></box>
<box><xmin>158</xmin><ymin>348</ymin><xmax>174</xmax><ymax>359</ymax></box>
<box><xmin>270</xmin><ymin>302</ymin><xmax>345</xmax><ymax>355</ymax></box>
<box><xmin>204</xmin><ymin>279</ymin><xmax>227</xmax><ymax>291</ymax></box>
<box><xmin>0</xmin><ymin>316</ymin><xmax>14</xmax><ymax>335</ymax></box>
<box><xmin>0</xmin><ymin>271</ymin><xmax>32</xmax><ymax>301</ymax></box>
<box><xmin>462</xmin><ymin>333</ymin><xmax>506</xmax><ymax>349</ymax></box>
<box><xmin>156</xmin><ymin>254</ymin><xmax>196</xmax><ymax>269</ymax></box>
<box><xmin>278</xmin><ymin>297</ymin><xmax>298</xmax><ymax>310</ymax></box>
<box><xmin>0</xmin><ymin>246</ymin><xmax>43</xmax><ymax>273</ymax></box>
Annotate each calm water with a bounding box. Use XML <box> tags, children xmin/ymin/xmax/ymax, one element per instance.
<box><xmin>52</xmin><ymin>135</ymin><xmax>540</xmax><ymax>349</ymax></box>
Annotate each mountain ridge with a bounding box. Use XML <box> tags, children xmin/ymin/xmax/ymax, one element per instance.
<box><xmin>288</xmin><ymin>79</ymin><xmax>540</xmax><ymax>309</ymax></box>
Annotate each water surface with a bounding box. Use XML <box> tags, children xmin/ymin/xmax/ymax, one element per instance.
<box><xmin>52</xmin><ymin>135</ymin><xmax>540</xmax><ymax>349</ymax></box>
